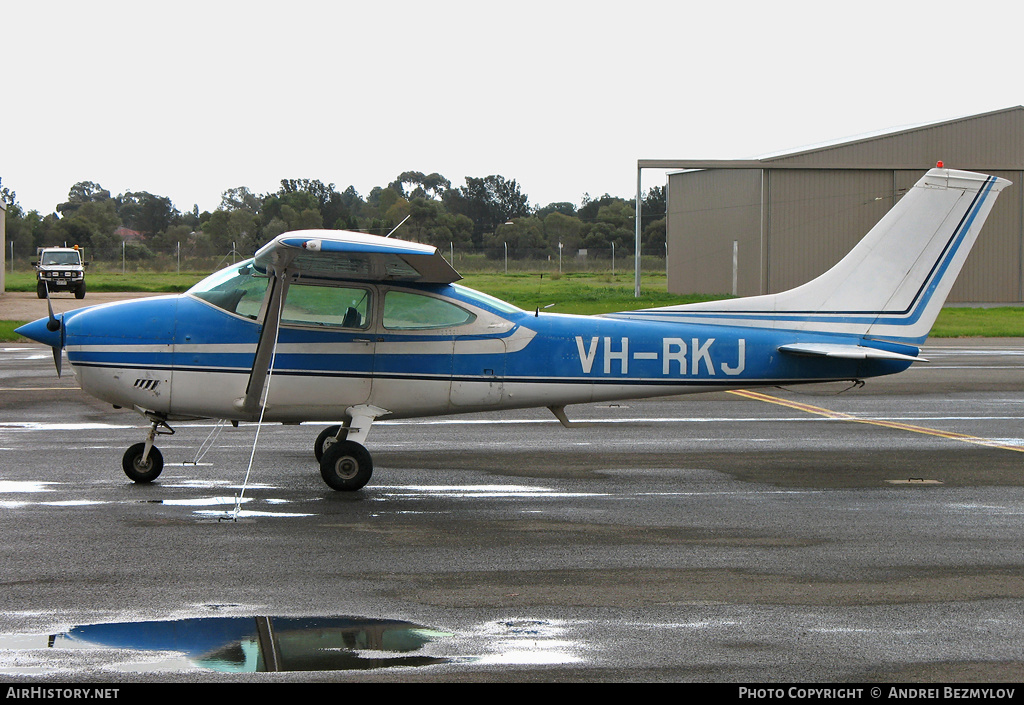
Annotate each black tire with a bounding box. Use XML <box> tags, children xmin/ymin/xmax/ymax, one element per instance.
<box><xmin>314</xmin><ymin>425</ymin><xmax>342</xmax><ymax>461</ymax></box>
<box><xmin>319</xmin><ymin>440</ymin><xmax>373</xmax><ymax>491</ymax></box>
<box><xmin>37</xmin><ymin>282</ymin><xmax>47</xmax><ymax>299</ymax></box>
<box><xmin>75</xmin><ymin>283</ymin><xmax>86</xmax><ymax>299</ymax></box>
<box><xmin>122</xmin><ymin>442</ymin><xmax>164</xmax><ymax>483</ymax></box>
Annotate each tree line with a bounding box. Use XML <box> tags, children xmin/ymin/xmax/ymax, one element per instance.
<box><xmin>0</xmin><ymin>172</ymin><xmax>666</xmax><ymax>263</ymax></box>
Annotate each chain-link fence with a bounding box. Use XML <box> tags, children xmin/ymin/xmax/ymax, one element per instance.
<box><xmin>6</xmin><ymin>242</ymin><xmax>668</xmax><ymax>276</ymax></box>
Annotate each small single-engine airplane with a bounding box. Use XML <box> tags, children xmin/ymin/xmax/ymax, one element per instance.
<box><xmin>16</xmin><ymin>166</ymin><xmax>1011</xmax><ymax>491</ymax></box>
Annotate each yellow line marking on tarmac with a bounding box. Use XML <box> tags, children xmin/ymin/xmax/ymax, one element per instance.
<box><xmin>728</xmin><ymin>389</ymin><xmax>1024</xmax><ymax>453</ymax></box>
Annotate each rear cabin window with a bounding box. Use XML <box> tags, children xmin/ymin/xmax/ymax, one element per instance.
<box><xmin>383</xmin><ymin>291</ymin><xmax>475</xmax><ymax>330</ymax></box>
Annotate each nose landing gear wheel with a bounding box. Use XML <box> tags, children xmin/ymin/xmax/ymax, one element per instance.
<box><xmin>122</xmin><ymin>443</ymin><xmax>164</xmax><ymax>483</ymax></box>
<box><xmin>314</xmin><ymin>425</ymin><xmax>342</xmax><ymax>461</ymax></box>
<box><xmin>319</xmin><ymin>440</ymin><xmax>372</xmax><ymax>491</ymax></box>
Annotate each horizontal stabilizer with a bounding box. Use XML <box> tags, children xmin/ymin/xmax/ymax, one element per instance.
<box><xmin>778</xmin><ymin>343</ymin><xmax>926</xmax><ymax>362</ymax></box>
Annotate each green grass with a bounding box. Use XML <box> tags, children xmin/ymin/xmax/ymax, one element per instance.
<box><xmin>3</xmin><ymin>268</ymin><xmax>1024</xmax><ymax>341</ymax></box>
<box><xmin>0</xmin><ymin>321</ymin><xmax>29</xmax><ymax>341</ymax></box>
<box><xmin>457</xmin><ymin>271</ymin><xmax>730</xmax><ymax>315</ymax></box>
<box><xmin>930</xmin><ymin>307</ymin><xmax>1024</xmax><ymax>338</ymax></box>
<box><xmin>4</xmin><ymin>270</ymin><xmax>205</xmax><ymax>294</ymax></box>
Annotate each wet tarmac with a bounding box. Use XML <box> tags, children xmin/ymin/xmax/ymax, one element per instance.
<box><xmin>2</xmin><ymin>340</ymin><xmax>1024</xmax><ymax>682</ymax></box>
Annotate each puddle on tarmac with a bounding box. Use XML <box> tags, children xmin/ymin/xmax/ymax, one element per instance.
<box><xmin>0</xmin><ymin>615</ymin><xmax>589</xmax><ymax>674</ymax></box>
<box><xmin>0</xmin><ymin>616</ymin><xmax>452</xmax><ymax>673</ymax></box>
<box><xmin>0</xmin><ymin>481</ymin><xmax>58</xmax><ymax>494</ymax></box>
<box><xmin>378</xmin><ymin>484</ymin><xmax>606</xmax><ymax>500</ymax></box>
<box><xmin>0</xmin><ymin>422</ymin><xmax>133</xmax><ymax>431</ymax></box>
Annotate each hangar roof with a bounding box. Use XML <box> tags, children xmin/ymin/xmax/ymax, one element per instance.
<box><xmin>641</xmin><ymin>106</ymin><xmax>1024</xmax><ymax>171</ymax></box>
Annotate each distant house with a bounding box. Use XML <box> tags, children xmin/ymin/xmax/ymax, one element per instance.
<box><xmin>114</xmin><ymin>227</ymin><xmax>143</xmax><ymax>242</ymax></box>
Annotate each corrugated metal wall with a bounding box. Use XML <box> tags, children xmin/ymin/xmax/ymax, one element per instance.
<box><xmin>949</xmin><ymin>169</ymin><xmax>1022</xmax><ymax>301</ymax></box>
<box><xmin>667</xmin><ymin>169</ymin><xmax>761</xmax><ymax>296</ymax></box>
<box><xmin>764</xmin><ymin>170</ymin><xmax>893</xmax><ymax>293</ymax></box>
<box><xmin>667</xmin><ymin>107</ymin><xmax>1024</xmax><ymax>302</ymax></box>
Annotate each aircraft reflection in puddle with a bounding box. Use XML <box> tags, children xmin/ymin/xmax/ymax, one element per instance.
<box><xmin>49</xmin><ymin>616</ymin><xmax>452</xmax><ymax>672</ymax></box>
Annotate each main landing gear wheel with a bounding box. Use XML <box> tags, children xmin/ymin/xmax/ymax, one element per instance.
<box><xmin>319</xmin><ymin>440</ymin><xmax>373</xmax><ymax>491</ymax></box>
<box><xmin>122</xmin><ymin>442</ymin><xmax>164</xmax><ymax>483</ymax></box>
<box><xmin>314</xmin><ymin>425</ymin><xmax>342</xmax><ymax>461</ymax></box>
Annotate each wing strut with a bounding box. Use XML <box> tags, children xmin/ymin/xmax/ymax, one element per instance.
<box><xmin>228</xmin><ymin>276</ymin><xmax>287</xmax><ymax>521</ymax></box>
<box><xmin>234</xmin><ymin>271</ymin><xmax>288</xmax><ymax>418</ymax></box>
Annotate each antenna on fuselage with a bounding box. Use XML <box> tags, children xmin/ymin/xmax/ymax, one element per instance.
<box><xmin>385</xmin><ymin>215</ymin><xmax>411</xmax><ymax>238</ymax></box>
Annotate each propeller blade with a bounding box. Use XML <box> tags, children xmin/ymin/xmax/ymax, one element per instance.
<box><xmin>13</xmin><ymin>281</ymin><xmax>66</xmax><ymax>378</ymax></box>
<box><xmin>52</xmin><ymin>344</ymin><xmax>63</xmax><ymax>378</ymax></box>
<box><xmin>44</xmin><ymin>281</ymin><xmax>65</xmax><ymax>376</ymax></box>
<box><xmin>45</xmin><ymin>282</ymin><xmax>60</xmax><ymax>332</ymax></box>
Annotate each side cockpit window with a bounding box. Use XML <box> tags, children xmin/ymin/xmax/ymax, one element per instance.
<box><xmin>383</xmin><ymin>291</ymin><xmax>475</xmax><ymax>330</ymax></box>
<box><xmin>189</xmin><ymin>263</ymin><xmax>473</xmax><ymax>332</ymax></box>
<box><xmin>282</xmin><ymin>284</ymin><xmax>371</xmax><ymax>329</ymax></box>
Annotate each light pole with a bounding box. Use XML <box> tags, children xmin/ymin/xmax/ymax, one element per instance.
<box><xmin>496</xmin><ymin>221</ymin><xmax>514</xmax><ymax>274</ymax></box>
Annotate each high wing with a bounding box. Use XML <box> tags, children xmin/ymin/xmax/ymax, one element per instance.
<box><xmin>252</xmin><ymin>229</ymin><xmax>461</xmax><ymax>284</ymax></box>
<box><xmin>236</xmin><ymin>230</ymin><xmax>461</xmax><ymax>416</ymax></box>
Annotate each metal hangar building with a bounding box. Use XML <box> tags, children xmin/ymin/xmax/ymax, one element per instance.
<box><xmin>654</xmin><ymin>106</ymin><xmax>1024</xmax><ymax>303</ymax></box>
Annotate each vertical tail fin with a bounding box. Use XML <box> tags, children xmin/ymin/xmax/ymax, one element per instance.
<box><xmin>627</xmin><ymin>167</ymin><xmax>1011</xmax><ymax>344</ymax></box>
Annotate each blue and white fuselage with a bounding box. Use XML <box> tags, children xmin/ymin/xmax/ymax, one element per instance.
<box><xmin>49</xmin><ymin>284</ymin><xmax>912</xmax><ymax>424</ymax></box>
<box><xmin>15</xmin><ymin>167</ymin><xmax>1012</xmax><ymax>490</ymax></box>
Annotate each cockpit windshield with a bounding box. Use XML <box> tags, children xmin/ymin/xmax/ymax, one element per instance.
<box><xmin>187</xmin><ymin>259</ymin><xmax>269</xmax><ymax>318</ymax></box>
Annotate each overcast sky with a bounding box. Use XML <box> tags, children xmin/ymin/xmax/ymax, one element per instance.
<box><xmin>3</xmin><ymin>0</ymin><xmax>1021</xmax><ymax>216</ymax></box>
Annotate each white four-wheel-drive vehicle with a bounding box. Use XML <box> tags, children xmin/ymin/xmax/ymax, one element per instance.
<box><xmin>34</xmin><ymin>246</ymin><xmax>88</xmax><ymax>299</ymax></box>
